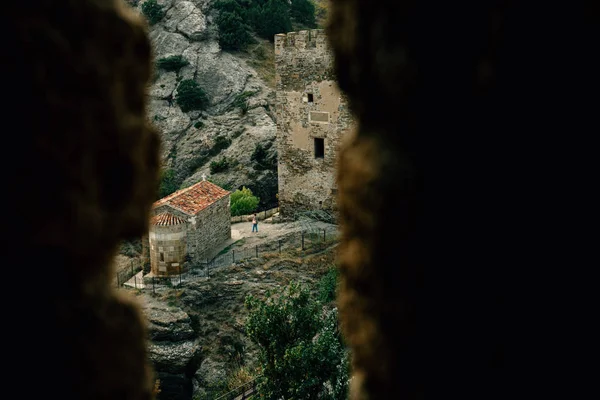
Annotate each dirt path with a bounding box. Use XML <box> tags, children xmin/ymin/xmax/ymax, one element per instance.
<box><xmin>206</xmin><ymin>219</ymin><xmax>339</xmax><ymax>259</ymax></box>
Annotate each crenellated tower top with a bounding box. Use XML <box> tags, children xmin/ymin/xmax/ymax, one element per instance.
<box><xmin>274</xmin><ymin>29</ymin><xmax>328</xmax><ymax>55</ymax></box>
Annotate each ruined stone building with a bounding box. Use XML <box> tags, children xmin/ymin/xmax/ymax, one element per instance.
<box><xmin>149</xmin><ymin>179</ymin><xmax>230</xmax><ymax>276</ymax></box>
<box><xmin>275</xmin><ymin>29</ymin><xmax>355</xmax><ymax>218</ymax></box>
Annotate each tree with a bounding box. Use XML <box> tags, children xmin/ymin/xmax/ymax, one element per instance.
<box><xmin>141</xmin><ymin>0</ymin><xmax>165</xmax><ymax>25</ymax></box>
<box><xmin>158</xmin><ymin>168</ymin><xmax>179</xmax><ymax>199</ymax></box>
<box><xmin>318</xmin><ymin>266</ymin><xmax>339</xmax><ymax>303</ymax></box>
<box><xmin>214</xmin><ymin>0</ymin><xmax>253</xmax><ymax>51</ymax></box>
<box><xmin>175</xmin><ymin>79</ymin><xmax>209</xmax><ymax>112</ymax></box>
<box><xmin>251</xmin><ymin>142</ymin><xmax>277</xmax><ymax>171</ymax></box>
<box><xmin>245</xmin><ymin>282</ymin><xmax>349</xmax><ymax>399</ymax></box>
<box><xmin>230</xmin><ymin>186</ymin><xmax>259</xmax><ymax>216</ymax></box>
<box><xmin>254</xmin><ymin>0</ymin><xmax>292</xmax><ymax>41</ymax></box>
<box><xmin>291</xmin><ymin>0</ymin><xmax>316</xmax><ymax>27</ymax></box>
<box><xmin>216</xmin><ymin>11</ymin><xmax>253</xmax><ymax>51</ymax></box>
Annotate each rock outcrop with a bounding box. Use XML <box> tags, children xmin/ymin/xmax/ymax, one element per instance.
<box><xmin>142</xmin><ymin>295</ymin><xmax>201</xmax><ymax>400</ymax></box>
<box><xmin>131</xmin><ymin>0</ymin><xmax>278</xmax><ymax>207</ymax></box>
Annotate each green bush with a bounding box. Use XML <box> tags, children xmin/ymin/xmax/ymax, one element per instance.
<box><xmin>216</xmin><ymin>11</ymin><xmax>253</xmax><ymax>51</ymax></box>
<box><xmin>214</xmin><ymin>0</ymin><xmax>315</xmax><ymax>47</ymax></box>
<box><xmin>239</xmin><ymin>100</ymin><xmax>249</xmax><ymax>115</ymax></box>
<box><xmin>158</xmin><ymin>168</ymin><xmax>179</xmax><ymax>199</ymax></box>
<box><xmin>210</xmin><ymin>157</ymin><xmax>230</xmax><ymax>174</ymax></box>
<box><xmin>157</xmin><ymin>55</ymin><xmax>189</xmax><ymax>72</ymax></box>
<box><xmin>209</xmin><ymin>135</ymin><xmax>232</xmax><ymax>156</ymax></box>
<box><xmin>232</xmin><ymin>91</ymin><xmax>257</xmax><ymax>109</ymax></box>
<box><xmin>254</xmin><ymin>0</ymin><xmax>292</xmax><ymax>40</ymax></box>
<box><xmin>141</xmin><ymin>0</ymin><xmax>165</xmax><ymax>25</ymax></box>
<box><xmin>318</xmin><ymin>267</ymin><xmax>339</xmax><ymax>303</ymax></box>
<box><xmin>231</xmin><ymin>128</ymin><xmax>245</xmax><ymax>139</ymax></box>
<box><xmin>214</xmin><ymin>0</ymin><xmax>246</xmax><ymax>15</ymax></box>
<box><xmin>233</xmin><ymin>91</ymin><xmax>257</xmax><ymax>114</ymax></box>
<box><xmin>230</xmin><ymin>186</ymin><xmax>260</xmax><ymax>216</ymax></box>
<box><xmin>194</xmin><ymin>121</ymin><xmax>204</xmax><ymax>129</ymax></box>
<box><xmin>251</xmin><ymin>141</ymin><xmax>277</xmax><ymax>171</ymax></box>
<box><xmin>245</xmin><ymin>282</ymin><xmax>349</xmax><ymax>399</ymax></box>
<box><xmin>176</xmin><ymin>79</ymin><xmax>209</xmax><ymax>112</ymax></box>
<box><xmin>251</xmin><ymin>143</ymin><xmax>268</xmax><ymax>164</ymax></box>
<box><xmin>207</xmin><ymin>177</ymin><xmax>233</xmax><ymax>191</ymax></box>
<box><xmin>186</xmin><ymin>150</ymin><xmax>210</xmax><ymax>174</ymax></box>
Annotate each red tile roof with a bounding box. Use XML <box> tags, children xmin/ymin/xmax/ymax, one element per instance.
<box><xmin>151</xmin><ymin>212</ymin><xmax>186</xmax><ymax>226</ymax></box>
<box><xmin>153</xmin><ymin>180</ymin><xmax>230</xmax><ymax>216</ymax></box>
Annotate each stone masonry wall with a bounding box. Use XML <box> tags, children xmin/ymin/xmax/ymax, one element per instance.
<box><xmin>152</xmin><ymin>195</ymin><xmax>231</xmax><ymax>263</ymax></box>
<box><xmin>275</xmin><ymin>29</ymin><xmax>355</xmax><ymax>218</ymax></box>
<box><xmin>149</xmin><ymin>224</ymin><xmax>187</xmax><ymax>277</ymax></box>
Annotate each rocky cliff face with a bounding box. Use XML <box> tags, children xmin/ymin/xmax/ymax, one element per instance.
<box><xmin>131</xmin><ymin>0</ymin><xmax>278</xmax><ymax>207</ymax></box>
<box><xmin>142</xmin><ymin>295</ymin><xmax>201</xmax><ymax>400</ymax></box>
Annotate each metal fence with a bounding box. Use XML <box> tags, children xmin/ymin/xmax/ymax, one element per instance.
<box><xmin>230</xmin><ymin>206</ymin><xmax>280</xmax><ymax>224</ymax></box>
<box><xmin>117</xmin><ymin>227</ymin><xmax>340</xmax><ymax>292</ymax></box>
<box><xmin>115</xmin><ymin>259</ymin><xmax>143</xmax><ymax>287</ymax></box>
<box><xmin>214</xmin><ymin>376</ymin><xmax>260</xmax><ymax>400</ymax></box>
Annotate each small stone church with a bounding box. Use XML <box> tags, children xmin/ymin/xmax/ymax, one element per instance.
<box><xmin>149</xmin><ymin>179</ymin><xmax>231</xmax><ymax>276</ymax></box>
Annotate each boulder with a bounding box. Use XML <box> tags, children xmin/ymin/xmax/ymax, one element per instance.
<box><xmin>147</xmin><ymin>340</ymin><xmax>201</xmax><ymax>374</ymax></box>
<box><xmin>195</xmin><ymin>357</ymin><xmax>227</xmax><ymax>388</ymax></box>
<box><xmin>144</xmin><ymin>301</ymin><xmax>196</xmax><ymax>342</ymax></box>
<box><xmin>164</xmin><ymin>2</ymin><xmax>208</xmax><ymax>41</ymax></box>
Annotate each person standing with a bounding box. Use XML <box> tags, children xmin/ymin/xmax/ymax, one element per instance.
<box><xmin>252</xmin><ymin>213</ymin><xmax>258</xmax><ymax>232</ymax></box>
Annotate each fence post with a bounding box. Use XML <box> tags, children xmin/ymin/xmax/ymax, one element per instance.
<box><xmin>131</xmin><ymin>260</ymin><xmax>134</xmax><ymax>277</ymax></box>
<box><xmin>232</xmin><ymin>250</ymin><xmax>235</xmax><ymax>264</ymax></box>
<box><xmin>256</xmin><ymin>245</ymin><xmax>258</xmax><ymax>258</ymax></box>
<box><xmin>279</xmin><ymin>239</ymin><xmax>282</xmax><ymax>253</ymax></box>
<box><xmin>302</xmin><ymin>231</ymin><xmax>305</xmax><ymax>250</ymax></box>
<box><xmin>152</xmin><ymin>276</ymin><xmax>155</xmax><ymax>294</ymax></box>
<box><xmin>134</xmin><ymin>276</ymin><xmax>137</xmax><ymax>289</ymax></box>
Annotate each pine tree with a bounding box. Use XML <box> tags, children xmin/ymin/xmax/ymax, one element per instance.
<box><xmin>291</xmin><ymin>0</ymin><xmax>316</xmax><ymax>28</ymax></box>
<box><xmin>217</xmin><ymin>11</ymin><xmax>253</xmax><ymax>51</ymax></box>
<box><xmin>255</xmin><ymin>0</ymin><xmax>292</xmax><ymax>40</ymax></box>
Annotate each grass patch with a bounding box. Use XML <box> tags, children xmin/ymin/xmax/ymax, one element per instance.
<box><xmin>232</xmin><ymin>90</ymin><xmax>258</xmax><ymax>112</ymax></box>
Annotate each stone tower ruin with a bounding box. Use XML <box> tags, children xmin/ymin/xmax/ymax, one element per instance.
<box><xmin>275</xmin><ymin>29</ymin><xmax>355</xmax><ymax>218</ymax></box>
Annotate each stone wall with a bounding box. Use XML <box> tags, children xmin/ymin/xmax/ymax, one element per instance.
<box><xmin>149</xmin><ymin>223</ymin><xmax>187</xmax><ymax>277</ymax></box>
<box><xmin>230</xmin><ymin>206</ymin><xmax>280</xmax><ymax>223</ymax></box>
<box><xmin>275</xmin><ymin>29</ymin><xmax>355</xmax><ymax>217</ymax></box>
<box><xmin>153</xmin><ymin>195</ymin><xmax>231</xmax><ymax>263</ymax></box>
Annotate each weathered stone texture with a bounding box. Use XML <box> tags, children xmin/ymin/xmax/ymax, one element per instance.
<box><xmin>149</xmin><ymin>223</ymin><xmax>187</xmax><ymax>276</ymax></box>
<box><xmin>275</xmin><ymin>30</ymin><xmax>355</xmax><ymax>217</ymax></box>
<box><xmin>152</xmin><ymin>195</ymin><xmax>230</xmax><ymax>265</ymax></box>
